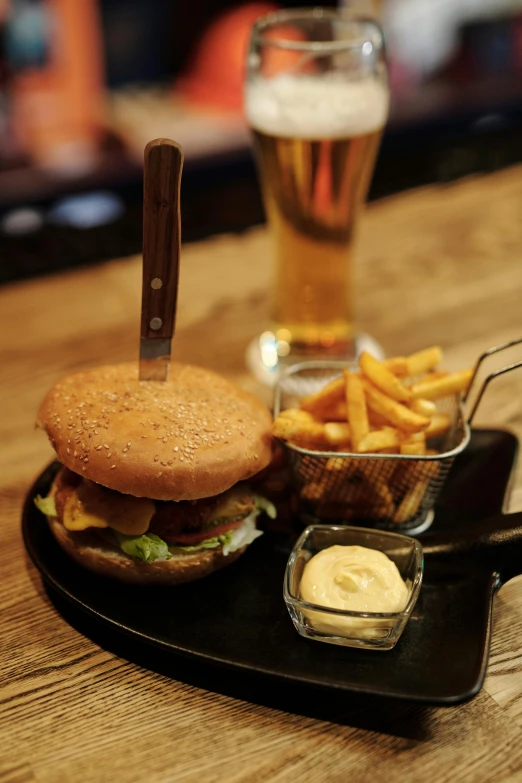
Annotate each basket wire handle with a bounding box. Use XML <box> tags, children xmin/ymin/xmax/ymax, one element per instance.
<box><xmin>466</xmin><ymin>337</ymin><xmax>522</xmax><ymax>425</ymax></box>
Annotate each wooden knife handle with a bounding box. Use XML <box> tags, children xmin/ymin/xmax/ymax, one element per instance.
<box><xmin>141</xmin><ymin>139</ymin><xmax>184</xmax><ymax>340</ymax></box>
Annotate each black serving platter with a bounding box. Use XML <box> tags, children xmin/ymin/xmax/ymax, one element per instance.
<box><xmin>22</xmin><ymin>429</ymin><xmax>522</xmax><ymax>705</ymax></box>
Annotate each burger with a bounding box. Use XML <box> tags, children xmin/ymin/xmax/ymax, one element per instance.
<box><xmin>34</xmin><ymin>362</ymin><xmax>275</xmax><ymax>584</ymax></box>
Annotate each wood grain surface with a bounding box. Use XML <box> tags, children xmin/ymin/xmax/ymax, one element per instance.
<box><xmin>2</xmin><ymin>166</ymin><xmax>522</xmax><ymax>782</ymax></box>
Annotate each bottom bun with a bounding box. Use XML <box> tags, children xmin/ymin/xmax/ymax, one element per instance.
<box><xmin>46</xmin><ymin>515</ymin><xmax>247</xmax><ymax>585</ymax></box>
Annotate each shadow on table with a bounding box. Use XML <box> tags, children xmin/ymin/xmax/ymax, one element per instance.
<box><xmin>45</xmin><ymin>584</ymin><xmax>435</xmax><ymax>741</ymax></box>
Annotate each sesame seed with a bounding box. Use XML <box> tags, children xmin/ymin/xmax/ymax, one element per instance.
<box><xmin>127</xmin><ymin>442</ymin><xmax>131</xmax><ymax>447</ymax></box>
<box><xmin>104</xmin><ymin>444</ymin><xmax>109</xmax><ymax>449</ymax></box>
<box><xmin>110</xmin><ymin>465</ymin><xmax>116</xmax><ymax>469</ymax></box>
<box><xmin>66</xmin><ymin>448</ymin><xmax>70</xmax><ymax>454</ymax></box>
<box><xmin>173</xmin><ymin>446</ymin><xmax>179</xmax><ymax>451</ymax></box>
<box><xmin>156</xmin><ymin>472</ymin><xmax>163</xmax><ymax>477</ymax></box>
<box><xmin>123</xmin><ymin>447</ymin><xmax>128</xmax><ymax>453</ymax></box>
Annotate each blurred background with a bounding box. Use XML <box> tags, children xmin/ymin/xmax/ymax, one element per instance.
<box><xmin>1</xmin><ymin>0</ymin><xmax>522</xmax><ymax>285</ymax></box>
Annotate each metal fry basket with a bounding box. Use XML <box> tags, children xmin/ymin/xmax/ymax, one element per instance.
<box><xmin>273</xmin><ymin>340</ymin><xmax>522</xmax><ymax>535</ymax></box>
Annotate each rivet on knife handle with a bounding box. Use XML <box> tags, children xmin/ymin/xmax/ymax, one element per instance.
<box><xmin>140</xmin><ymin>138</ymin><xmax>184</xmax><ymax>381</ymax></box>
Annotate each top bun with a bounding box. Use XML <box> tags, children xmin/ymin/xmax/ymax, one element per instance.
<box><xmin>38</xmin><ymin>363</ymin><xmax>272</xmax><ymax>500</ymax></box>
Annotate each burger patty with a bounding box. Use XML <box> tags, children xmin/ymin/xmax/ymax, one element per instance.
<box><xmin>52</xmin><ymin>467</ymin><xmax>255</xmax><ymax>540</ymax></box>
<box><xmin>149</xmin><ymin>487</ymin><xmax>255</xmax><ymax>539</ymax></box>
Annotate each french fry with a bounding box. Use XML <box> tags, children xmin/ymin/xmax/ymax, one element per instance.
<box><xmin>411</xmin><ymin>368</ymin><xmax>473</xmax><ymax>400</ymax></box>
<box><xmin>409</xmin><ymin>398</ymin><xmax>437</xmax><ymax>418</ymax></box>
<box><xmin>325</xmin><ymin>456</ymin><xmax>346</xmax><ymax>472</ymax></box>
<box><xmin>324</xmin><ymin>422</ymin><xmax>351</xmax><ymax>448</ymax></box>
<box><xmin>425</xmin><ymin>413</ymin><xmax>451</xmax><ymax>439</ymax></box>
<box><xmin>325</xmin><ymin>456</ymin><xmax>395</xmax><ymax>485</ymax></box>
<box><xmin>313</xmin><ymin>400</ymin><xmax>348</xmax><ymax>422</ymax></box>
<box><xmin>383</xmin><ymin>356</ymin><xmax>409</xmax><ymax>377</ymax></box>
<box><xmin>368</xmin><ymin>409</ymin><xmax>391</xmax><ymax>428</ymax></box>
<box><xmin>358</xmin><ymin>428</ymin><xmax>401</xmax><ymax>454</ymax></box>
<box><xmin>359</xmin><ymin>351</ymin><xmax>412</xmax><ymax>403</ymax></box>
<box><xmin>393</xmin><ymin>478</ymin><xmax>431</xmax><ymax>524</ymax></box>
<box><xmin>326</xmin><ymin>468</ymin><xmax>395</xmax><ymax>518</ymax></box>
<box><xmin>344</xmin><ymin>370</ymin><xmax>370</xmax><ymax>451</ymax></box>
<box><xmin>363</xmin><ymin>504</ymin><xmax>395</xmax><ymax>521</ymax></box>
<box><xmin>392</xmin><ymin>459</ymin><xmax>439</xmax><ymax>501</ymax></box>
<box><xmin>402</xmin><ymin>431</ymin><xmax>426</xmax><ymax>443</ymax></box>
<box><xmin>361</xmin><ymin>379</ymin><xmax>430</xmax><ymax>433</ymax></box>
<box><xmin>405</xmin><ymin>346</ymin><xmax>443</xmax><ymax>376</ymax></box>
<box><xmin>421</xmin><ymin>370</ymin><xmax>449</xmax><ymax>383</ymax></box>
<box><xmin>300</xmin><ymin>376</ymin><xmax>344</xmax><ymax>414</ymax></box>
<box><xmin>400</xmin><ymin>441</ymin><xmax>426</xmax><ymax>456</ymax></box>
<box><xmin>301</xmin><ymin>482</ymin><xmax>327</xmax><ymax>502</ymax></box>
<box><xmin>272</xmin><ymin>417</ymin><xmax>328</xmax><ymax>447</ymax></box>
<box><xmin>398</xmin><ymin>430</ymin><xmax>426</xmax><ymax>454</ymax></box>
<box><xmin>356</xmin><ymin>457</ymin><xmax>396</xmax><ymax>483</ymax></box>
<box><xmin>358</xmin><ymin>478</ymin><xmax>395</xmax><ymax>517</ymax></box>
<box><xmin>279</xmin><ymin>408</ymin><xmax>315</xmax><ymax>423</ymax></box>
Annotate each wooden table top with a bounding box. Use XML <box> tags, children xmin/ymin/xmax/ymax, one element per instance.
<box><xmin>3</xmin><ymin>166</ymin><xmax>522</xmax><ymax>783</ymax></box>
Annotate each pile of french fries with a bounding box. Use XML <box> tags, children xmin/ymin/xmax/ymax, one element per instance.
<box><xmin>272</xmin><ymin>346</ymin><xmax>473</xmax><ymax>525</ymax></box>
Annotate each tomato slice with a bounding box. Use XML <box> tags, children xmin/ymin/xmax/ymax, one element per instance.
<box><xmin>164</xmin><ymin>518</ymin><xmax>244</xmax><ymax>545</ymax></box>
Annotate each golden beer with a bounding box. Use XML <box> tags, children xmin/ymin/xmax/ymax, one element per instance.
<box><xmin>252</xmin><ymin>127</ymin><xmax>382</xmax><ymax>352</ymax></box>
<box><xmin>246</xmin><ymin>75</ymin><xmax>388</xmax><ymax>356</ymax></box>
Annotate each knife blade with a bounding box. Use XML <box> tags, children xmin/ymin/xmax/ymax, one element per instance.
<box><xmin>139</xmin><ymin>138</ymin><xmax>184</xmax><ymax>381</ymax></box>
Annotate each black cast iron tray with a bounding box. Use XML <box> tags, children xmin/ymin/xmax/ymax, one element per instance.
<box><xmin>22</xmin><ymin>429</ymin><xmax>522</xmax><ymax>705</ymax></box>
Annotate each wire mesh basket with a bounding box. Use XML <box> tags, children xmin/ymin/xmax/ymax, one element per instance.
<box><xmin>274</xmin><ymin>339</ymin><xmax>522</xmax><ymax>535</ymax></box>
<box><xmin>274</xmin><ymin>362</ymin><xmax>468</xmax><ymax>534</ymax></box>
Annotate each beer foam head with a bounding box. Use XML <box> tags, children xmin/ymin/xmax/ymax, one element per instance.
<box><xmin>245</xmin><ymin>75</ymin><xmax>388</xmax><ymax>139</ymax></box>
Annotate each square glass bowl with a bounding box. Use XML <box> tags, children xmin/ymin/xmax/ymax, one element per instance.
<box><xmin>284</xmin><ymin>525</ymin><xmax>423</xmax><ymax>650</ymax></box>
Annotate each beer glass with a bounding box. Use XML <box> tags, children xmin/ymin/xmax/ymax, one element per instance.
<box><xmin>245</xmin><ymin>9</ymin><xmax>388</xmax><ymax>380</ymax></box>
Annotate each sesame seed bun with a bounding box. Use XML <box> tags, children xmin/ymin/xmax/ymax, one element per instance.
<box><xmin>38</xmin><ymin>362</ymin><xmax>273</xmax><ymax>501</ymax></box>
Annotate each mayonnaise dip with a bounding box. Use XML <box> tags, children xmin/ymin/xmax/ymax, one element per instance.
<box><xmin>300</xmin><ymin>545</ymin><xmax>409</xmax><ymax>636</ymax></box>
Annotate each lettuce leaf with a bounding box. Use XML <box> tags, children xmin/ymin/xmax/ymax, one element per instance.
<box><xmin>222</xmin><ymin>514</ymin><xmax>263</xmax><ymax>556</ymax></box>
<box><xmin>114</xmin><ymin>531</ymin><xmax>172</xmax><ymax>563</ymax></box>
<box><xmin>174</xmin><ymin>511</ymin><xmax>265</xmax><ymax>556</ymax></box>
<box><xmin>175</xmin><ymin>533</ymin><xmax>232</xmax><ymax>553</ymax></box>
<box><xmin>34</xmin><ymin>495</ymin><xmax>57</xmax><ymax>517</ymax></box>
<box><xmin>253</xmin><ymin>494</ymin><xmax>277</xmax><ymax>520</ymax></box>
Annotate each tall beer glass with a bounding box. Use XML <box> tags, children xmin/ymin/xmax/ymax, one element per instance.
<box><xmin>245</xmin><ymin>9</ymin><xmax>388</xmax><ymax>376</ymax></box>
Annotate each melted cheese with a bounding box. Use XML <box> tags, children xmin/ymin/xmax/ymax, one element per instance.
<box><xmin>63</xmin><ymin>480</ymin><xmax>155</xmax><ymax>535</ymax></box>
